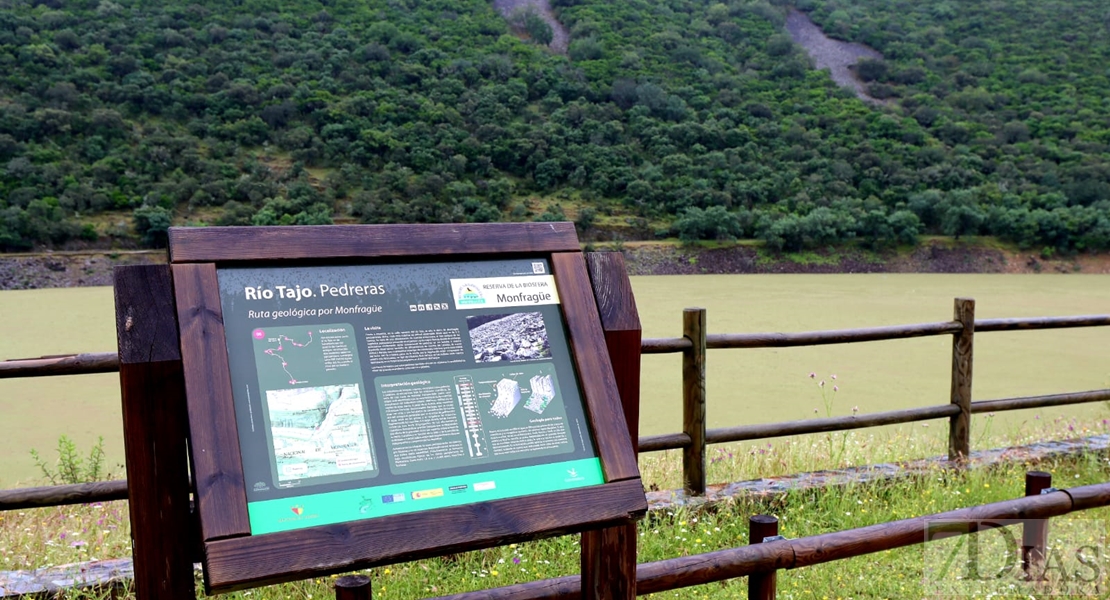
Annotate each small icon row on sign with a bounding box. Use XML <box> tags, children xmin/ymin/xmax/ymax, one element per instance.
<box><xmin>410</xmin><ymin>302</ymin><xmax>449</xmax><ymax>312</ymax></box>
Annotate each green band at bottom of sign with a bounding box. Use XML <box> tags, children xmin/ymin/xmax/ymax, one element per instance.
<box><xmin>248</xmin><ymin>457</ymin><xmax>605</xmax><ymax>535</ymax></box>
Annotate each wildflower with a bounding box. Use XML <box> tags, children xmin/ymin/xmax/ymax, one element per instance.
<box><xmin>851</xmin><ymin>406</ymin><xmax>859</xmax><ymax>413</ymax></box>
<box><xmin>833</xmin><ymin>386</ymin><xmax>838</xmax><ymax>392</ymax></box>
<box><xmin>831</xmin><ymin>374</ymin><xmax>837</xmax><ymax>380</ymax></box>
<box><xmin>513</xmin><ymin>557</ymin><xmax>521</xmax><ymax>564</ymax></box>
<box><xmin>808</xmin><ymin>372</ymin><xmax>815</xmax><ymax>378</ymax></box>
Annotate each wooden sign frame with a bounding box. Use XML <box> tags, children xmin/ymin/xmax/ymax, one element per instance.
<box><xmin>166</xmin><ymin>223</ymin><xmax>645</xmax><ymax>593</ymax></box>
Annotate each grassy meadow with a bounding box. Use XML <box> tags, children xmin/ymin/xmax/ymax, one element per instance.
<box><xmin>4</xmin><ymin>439</ymin><xmax>1110</xmax><ymax>599</ymax></box>
<box><xmin>2</xmin><ymin>274</ymin><xmax>1109</xmax><ymax>487</ymax></box>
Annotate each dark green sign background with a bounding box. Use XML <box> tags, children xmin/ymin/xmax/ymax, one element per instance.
<box><xmin>217</xmin><ymin>259</ymin><xmax>603</xmax><ymax>534</ymax></box>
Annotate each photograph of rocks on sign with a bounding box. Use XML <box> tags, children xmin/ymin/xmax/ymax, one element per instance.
<box><xmin>466</xmin><ymin>312</ymin><xmax>552</xmax><ymax>363</ymax></box>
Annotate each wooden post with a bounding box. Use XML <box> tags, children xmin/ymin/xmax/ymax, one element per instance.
<box><xmin>948</xmin><ymin>298</ymin><xmax>975</xmax><ymax>462</ymax></box>
<box><xmin>114</xmin><ymin>265</ymin><xmax>197</xmax><ymax>600</ymax></box>
<box><xmin>748</xmin><ymin>515</ymin><xmax>779</xmax><ymax>600</ymax></box>
<box><xmin>335</xmin><ymin>574</ymin><xmax>372</xmax><ymax>600</ymax></box>
<box><xmin>683</xmin><ymin>308</ymin><xmax>707</xmax><ymax>496</ymax></box>
<box><xmin>581</xmin><ymin>251</ymin><xmax>643</xmax><ymax>600</ymax></box>
<box><xmin>1023</xmin><ymin>471</ymin><xmax>1052</xmax><ymax>580</ymax></box>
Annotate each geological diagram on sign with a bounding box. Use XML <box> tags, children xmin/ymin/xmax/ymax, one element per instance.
<box><xmin>489</xmin><ymin>378</ymin><xmax>521</xmax><ymax>418</ymax></box>
<box><xmin>454</xmin><ymin>375</ymin><xmax>488</xmax><ymax>459</ymax></box>
<box><xmin>524</xmin><ymin>374</ymin><xmax>556</xmax><ymax>414</ymax></box>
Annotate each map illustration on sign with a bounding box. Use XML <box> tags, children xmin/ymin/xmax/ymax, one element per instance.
<box><xmin>261</xmin><ymin>331</ymin><xmax>314</xmax><ymax>384</ymax></box>
<box><xmin>250</xmin><ymin>323</ymin><xmax>378</xmax><ymax>487</ymax></box>
<box><xmin>266</xmin><ymin>385</ymin><xmax>375</xmax><ymax>482</ymax></box>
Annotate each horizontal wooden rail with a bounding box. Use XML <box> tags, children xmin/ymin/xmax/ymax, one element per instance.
<box><xmin>0</xmin><ymin>352</ymin><xmax>119</xmax><ymax>379</ymax></box>
<box><xmin>436</xmin><ymin>482</ymin><xmax>1110</xmax><ymax>599</ymax></box>
<box><xmin>641</xmin><ymin>337</ymin><xmax>691</xmax><ymax>354</ymax></box>
<box><xmin>706</xmin><ymin>321</ymin><xmax>963</xmax><ymax>349</ymax></box>
<box><xmin>638</xmin><ymin>314</ymin><xmax>1110</xmax><ymax>355</ymax></box>
<box><xmin>2</xmin><ymin>317</ymin><xmax>1103</xmax><ymax>373</ymax></box>
<box><xmin>638</xmin><ymin>433</ymin><xmax>692</xmax><ymax>453</ymax></box>
<box><xmin>971</xmin><ymin>389</ymin><xmax>1110</xmax><ymax>414</ymax></box>
<box><xmin>705</xmin><ymin>404</ymin><xmax>960</xmax><ymax>445</ymax></box>
<box><xmin>975</xmin><ymin>315</ymin><xmax>1110</xmax><ymax>332</ymax></box>
<box><xmin>0</xmin><ymin>480</ymin><xmax>128</xmax><ymax>510</ymax></box>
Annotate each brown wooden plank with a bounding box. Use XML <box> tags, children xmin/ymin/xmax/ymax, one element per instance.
<box><xmin>1022</xmin><ymin>471</ymin><xmax>1052</xmax><ymax>577</ymax></box>
<box><xmin>748</xmin><ymin>515</ymin><xmax>779</xmax><ymax>600</ymax></box>
<box><xmin>433</xmin><ymin>576</ymin><xmax>580</xmax><ymax>600</ymax></box>
<box><xmin>203</xmin><ymin>479</ymin><xmax>647</xmax><ymax>592</ymax></box>
<box><xmin>115</xmin><ymin>264</ymin><xmax>197</xmax><ymax>600</ymax></box>
<box><xmin>0</xmin><ymin>352</ymin><xmax>119</xmax><ymax>378</ymax></box>
<box><xmin>641</xmin><ymin>337</ymin><xmax>692</xmax><ymax>354</ymax></box>
<box><xmin>582</xmin><ymin>252</ymin><xmax>643</xmax><ymax>600</ymax></box>
<box><xmin>949</xmin><ymin>298</ymin><xmax>975</xmax><ymax>461</ymax></box>
<box><xmin>172</xmin><ymin>263</ymin><xmax>250</xmax><ymax>541</ymax></box>
<box><xmin>706</xmin><ymin>321</ymin><xmax>963</xmax><ymax>348</ymax></box>
<box><xmin>706</xmin><ymin>404</ymin><xmax>960</xmax><ymax>444</ymax></box>
<box><xmin>584</xmin><ymin>252</ymin><xmax>642</xmax><ymax>334</ymax></box>
<box><xmin>168</xmin><ymin>223</ymin><xmax>580</xmax><ymax>263</ymax></box>
<box><xmin>682</xmin><ymin>308</ymin><xmax>706</xmax><ymax>496</ymax></box>
<box><xmin>581</xmin><ymin>525</ymin><xmax>636</xmax><ymax>600</ymax></box>
<box><xmin>971</xmin><ymin>389</ymin><xmax>1110</xmax><ymax>413</ymax></box>
<box><xmin>585</xmin><ymin>251</ymin><xmax>642</xmax><ymax>447</ymax></box>
<box><xmin>975</xmin><ymin>314</ymin><xmax>1110</xmax><ymax>332</ymax></box>
<box><xmin>638</xmin><ymin>433</ymin><xmax>692</xmax><ymax>453</ymax></box>
<box><xmin>0</xmin><ymin>481</ymin><xmax>128</xmax><ymax>511</ymax></box>
<box><xmin>550</xmin><ymin>252</ymin><xmax>640</xmax><ymax>484</ymax></box>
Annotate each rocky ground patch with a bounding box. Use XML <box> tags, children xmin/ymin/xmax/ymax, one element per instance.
<box><xmin>469</xmin><ymin>312</ymin><xmax>552</xmax><ymax>363</ymax></box>
<box><xmin>0</xmin><ymin>251</ymin><xmax>161</xmax><ymax>290</ymax></box>
<box><xmin>1</xmin><ymin>241</ymin><xmax>1107</xmax><ymax>291</ymax></box>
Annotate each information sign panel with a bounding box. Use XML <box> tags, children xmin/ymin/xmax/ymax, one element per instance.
<box><xmin>217</xmin><ymin>259</ymin><xmax>603</xmax><ymax>534</ymax></box>
<box><xmin>166</xmin><ymin>223</ymin><xmax>645</xmax><ymax>593</ymax></box>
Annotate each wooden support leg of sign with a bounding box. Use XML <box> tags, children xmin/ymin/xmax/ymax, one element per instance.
<box><xmin>581</xmin><ymin>252</ymin><xmax>642</xmax><ymax>599</ymax></box>
<box><xmin>115</xmin><ymin>264</ymin><xmax>198</xmax><ymax>600</ymax></box>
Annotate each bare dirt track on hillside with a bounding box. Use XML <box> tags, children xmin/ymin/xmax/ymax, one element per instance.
<box><xmin>492</xmin><ymin>0</ymin><xmax>570</xmax><ymax>54</ymax></box>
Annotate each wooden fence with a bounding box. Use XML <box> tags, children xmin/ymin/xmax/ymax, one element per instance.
<box><xmin>638</xmin><ymin>300</ymin><xmax>1110</xmax><ymax>495</ymax></box>
<box><xmin>3</xmin><ymin>296</ymin><xmax>1110</xmax><ymax>599</ymax></box>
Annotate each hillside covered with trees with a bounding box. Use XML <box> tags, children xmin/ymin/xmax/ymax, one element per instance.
<box><xmin>1</xmin><ymin>0</ymin><xmax>1109</xmax><ymax>254</ymax></box>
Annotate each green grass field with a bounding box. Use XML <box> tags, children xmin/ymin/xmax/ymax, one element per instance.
<box><xmin>5</xmin><ymin>440</ymin><xmax>1110</xmax><ymax>599</ymax></box>
<box><xmin>1</xmin><ymin>274</ymin><xmax>1108</xmax><ymax>486</ymax></box>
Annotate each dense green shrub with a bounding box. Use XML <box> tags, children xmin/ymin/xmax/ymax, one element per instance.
<box><xmin>0</xmin><ymin>0</ymin><xmax>1108</xmax><ymax>251</ymax></box>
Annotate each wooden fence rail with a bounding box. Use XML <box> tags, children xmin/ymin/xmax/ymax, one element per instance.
<box><xmin>0</xmin><ymin>352</ymin><xmax>117</xmax><ymax>379</ymax></box>
<box><xmin>639</xmin><ymin>300</ymin><xmax>1110</xmax><ymax>495</ymax></box>
<box><xmin>0</xmin><ymin>480</ymin><xmax>128</xmax><ymax>511</ymax></box>
<box><xmin>434</xmin><ymin>472</ymin><xmax>1109</xmax><ymax>600</ymax></box>
<box><xmin>3</xmin><ymin>302</ymin><xmax>1109</xmax><ymax>504</ymax></box>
